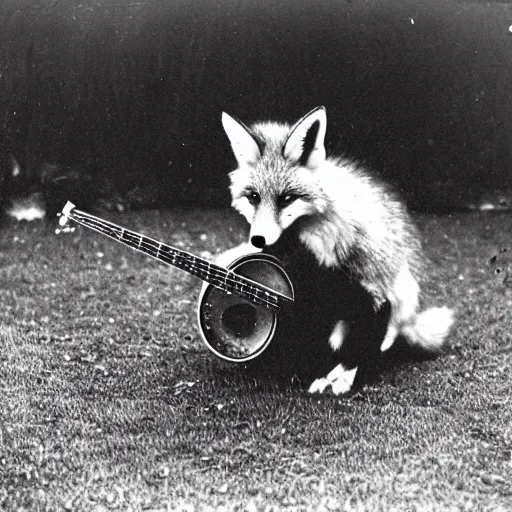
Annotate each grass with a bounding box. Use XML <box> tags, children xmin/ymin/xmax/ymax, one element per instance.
<box><xmin>0</xmin><ymin>208</ymin><xmax>511</xmax><ymax>511</ymax></box>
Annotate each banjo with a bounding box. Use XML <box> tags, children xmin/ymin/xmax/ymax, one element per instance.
<box><xmin>57</xmin><ymin>201</ymin><xmax>294</xmax><ymax>362</ymax></box>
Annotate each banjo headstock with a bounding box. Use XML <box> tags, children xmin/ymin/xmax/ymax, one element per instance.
<box><xmin>55</xmin><ymin>201</ymin><xmax>76</xmax><ymax>234</ymax></box>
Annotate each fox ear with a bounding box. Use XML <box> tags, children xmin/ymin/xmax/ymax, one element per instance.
<box><xmin>222</xmin><ymin>112</ymin><xmax>261</xmax><ymax>166</ymax></box>
<box><xmin>283</xmin><ymin>106</ymin><xmax>327</xmax><ymax>169</ymax></box>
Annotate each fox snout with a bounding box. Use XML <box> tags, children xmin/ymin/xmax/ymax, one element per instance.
<box><xmin>250</xmin><ymin>235</ymin><xmax>266</xmax><ymax>249</ymax></box>
<box><xmin>249</xmin><ymin>211</ymin><xmax>283</xmax><ymax>249</ymax></box>
<box><xmin>249</xmin><ymin>225</ymin><xmax>283</xmax><ymax>249</ymax></box>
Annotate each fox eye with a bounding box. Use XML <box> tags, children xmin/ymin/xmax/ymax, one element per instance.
<box><xmin>245</xmin><ymin>190</ymin><xmax>261</xmax><ymax>206</ymax></box>
<box><xmin>278</xmin><ymin>193</ymin><xmax>299</xmax><ymax>207</ymax></box>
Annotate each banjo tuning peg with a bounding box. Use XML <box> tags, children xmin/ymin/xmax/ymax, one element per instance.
<box><xmin>55</xmin><ymin>201</ymin><xmax>77</xmax><ymax>234</ymax></box>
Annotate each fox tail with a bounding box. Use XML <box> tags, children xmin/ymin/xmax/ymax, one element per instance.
<box><xmin>401</xmin><ymin>306</ymin><xmax>455</xmax><ymax>353</ymax></box>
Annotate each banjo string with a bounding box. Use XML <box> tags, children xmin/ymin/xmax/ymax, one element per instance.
<box><xmin>71</xmin><ymin>210</ymin><xmax>285</xmax><ymax>310</ymax></box>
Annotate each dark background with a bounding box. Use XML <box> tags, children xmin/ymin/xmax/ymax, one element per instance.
<box><xmin>1</xmin><ymin>0</ymin><xmax>511</xmax><ymax>212</ymax></box>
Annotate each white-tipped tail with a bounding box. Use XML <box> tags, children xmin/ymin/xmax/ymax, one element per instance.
<box><xmin>401</xmin><ymin>307</ymin><xmax>455</xmax><ymax>352</ymax></box>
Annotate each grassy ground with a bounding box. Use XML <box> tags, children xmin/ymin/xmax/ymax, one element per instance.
<box><xmin>0</xmin><ymin>208</ymin><xmax>511</xmax><ymax>511</ymax></box>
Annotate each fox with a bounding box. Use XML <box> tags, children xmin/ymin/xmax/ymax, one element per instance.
<box><xmin>218</xmin><ymin>106</ymin><xmax>455</xmax><ymax>395</ymax></box>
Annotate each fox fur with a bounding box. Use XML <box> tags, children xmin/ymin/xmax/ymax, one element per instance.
<box><xmin>220</xmin><ymin>106</ymin><xmax>455</xmax><ymax>394</ymax></box>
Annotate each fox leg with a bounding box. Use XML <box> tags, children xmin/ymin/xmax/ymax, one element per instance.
<box><xmin>381</xmin><ymin>264</ymin><xmax>420</xmax><ymax>352</ymax></box>
<box><xmin>380</xmin><ymin>324</ymin><xmax>399</xmax><ymax>352</ymax></box>
<box><xmin>308</xmin><ymin>362</ymin><xmax>358</xmax><ymax>395</ymax></box>
<box><xmin>308</xmin><ymin>320</ymin><xmax>356</xmax><ymax>395</ymax></box>
<box><xmin>308</xmin><ymin>301</ymin><xmax>391</xmax><ymax>395</ymax></box>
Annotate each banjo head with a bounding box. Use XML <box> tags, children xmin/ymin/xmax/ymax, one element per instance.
<box><xmin>197</xmin><ymin>253</ymin><xmax>293</xmax><ymax>363</ymax></box>
<box><xmin>199</xmin><ymin>288</ymin><xmax>276</xmax><ymax>361</ymax></box>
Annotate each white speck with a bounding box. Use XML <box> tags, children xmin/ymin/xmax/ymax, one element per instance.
<box><xmin>96</xmin><ymin>252</ymin><xmax>104</xmax><ymax>258</ymax></box>
<box><xmin>217</xmin><ymin>483</ymin><xmax>228</xmax><ymax>494</ymax></box>
<box><xmin>200</xmin><ymin>233</ymin><xmax>208</xmax><ymax>241</ymax></box>
<box><xmin>8</xmin><ymin>205</ymin><xmax>45</xmax><ymax>221</ymax></box>
<box><xmin>509</xmin><ymin>25</ymin><xmax>512</xmax><ymax>33</ymax></box>
<box><xmin>410</xmin><ymin>18</ymin><xmax>414</xmax><ymax>24</ymax></box>
<box><xmin>158</xmin><ymin>465</ymin><xmax>170</xmax><ymax>478</ymax></box>
<box><xmin>108</xmin><ymin>317</ymin><xmax>115</xmax><ymax>323</ymax></box>
<box><xmin>11</xmin><ymin>156</ymin><xmax>20</xmax><ymax>177</ymax></box>
<box><xmin>7</xmin><ymin>195</ymin><xmax>46</xmax><ymax>221</ymax></box>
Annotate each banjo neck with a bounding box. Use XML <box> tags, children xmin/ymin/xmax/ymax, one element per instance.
<box><xmin>57</xmin><ymin>202</ymin><xmax>293</xmax><ymax>312</ymax></box>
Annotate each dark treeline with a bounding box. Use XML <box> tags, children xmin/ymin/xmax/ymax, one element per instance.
<box><xmin>1</xmin><ymin>0</ymin><xmax>511</xmax><ymax>212</ymax></box>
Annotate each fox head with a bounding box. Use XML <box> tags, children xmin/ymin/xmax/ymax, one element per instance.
<box><xmin>222</xmin><ymin>106</ymin><xmax>330</xmax><ymax>249</ymax></box>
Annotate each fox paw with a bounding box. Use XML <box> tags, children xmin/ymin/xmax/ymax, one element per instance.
<box><xmin>308</xmin><ymin>364</ymin><xmax>358</xmax><ymax>395</ymax></box>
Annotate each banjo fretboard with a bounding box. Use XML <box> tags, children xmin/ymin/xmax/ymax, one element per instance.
<box><xmin>59</xmin><ymin>202</ymin><xmax>293</xmax><ymax>311</ymax></box>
